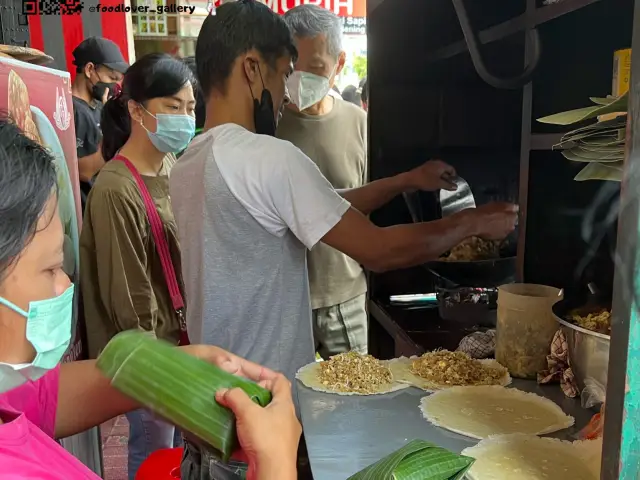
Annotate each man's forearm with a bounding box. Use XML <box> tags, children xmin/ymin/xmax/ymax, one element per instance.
<box><xmin>373</xmin><ymin>212</ymin><xmax>478</xmax><ymax>271</ymax></box>
<box><xmin>339</xmin><ymin>172</ymin><xmax>411</xmax><ymax>215</ymax></box>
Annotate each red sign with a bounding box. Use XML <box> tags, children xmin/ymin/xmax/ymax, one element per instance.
<box><xmin>0</xmin><ymin>57</ymin><xmax>85</xmax><ymax>363</ymax></box>
<box><xmin>214</xmin><ymin>0</ymin><xmax>365</xmax><ymax>17</ymax></box>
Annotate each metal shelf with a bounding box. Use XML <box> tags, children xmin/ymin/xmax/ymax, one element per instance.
<box><xmin>424</xmin><ymin>0</ymin><xmax>601</xmax><ymax>63</ymax></box>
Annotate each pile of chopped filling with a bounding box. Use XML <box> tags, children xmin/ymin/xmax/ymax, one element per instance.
<box><xmin>410</xmin><ymin>350</ymin><xmax>507</xmax><ymax>386</ymax></box>
<box><xmin>318</xmin><ymin>351</ymin><xmax>393</xmax><ymax>394</ymax></box>
<box><xmin>441</xmin><ymin>237</ymin><xmax>500</xmax><ymax>262</ymax></box>
<box><xmin>571</xmin><ymin>310</ymin><xmax>611</xmax><ymax>335</ymax></box>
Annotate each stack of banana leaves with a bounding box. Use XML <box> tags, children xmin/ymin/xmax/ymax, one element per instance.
<box><xmin>537</xmin><ymin>92</ymin><xmax>628</xmax><ymax>182</ymax></box>
<box><xmin>347</xmin><ymin>439</ymin><xmax>474</xmax><ymax>480</ymax></box>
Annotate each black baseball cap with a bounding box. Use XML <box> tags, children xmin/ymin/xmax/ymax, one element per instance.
<box><xmin>72</xmin><ymin>37</ymin><xmax>129</xmax><ymax>74</ymax></box>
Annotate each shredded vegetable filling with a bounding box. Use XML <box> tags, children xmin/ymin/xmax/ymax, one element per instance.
<box><xmin>410</xmin><ymin>350</ymin><xmax>507</xmax><ymax>386</ymax></box>
<box><xmin>571</xmin><ymin>310</ymin><xmax>611</xmax><ymax>335</ymax></box>
<box><xmin>441</xmin><ymin>237</ymin><xmax>500</xmax><ymax>262</ymax></box>
<box><xmin>318</xmin><ymin>351</ymin><xmax>393</xmax><ymax>394</ymax></box>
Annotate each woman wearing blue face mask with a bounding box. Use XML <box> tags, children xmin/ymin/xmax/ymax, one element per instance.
<box><xmin>0</xmin><ymin>119</ymin><xmax>301</xmax><ymax>479</ymax></box>
<box><xmin>79</xmin><ymin>53</ymin><xmax>197</xmax><ymax>479</ymax></box>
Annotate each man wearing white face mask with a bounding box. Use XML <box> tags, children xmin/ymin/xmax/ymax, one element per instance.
<box><xmin>278</xmin><ymin>4</ymin><xmax>370</xmax><ymax>358</ymax></box>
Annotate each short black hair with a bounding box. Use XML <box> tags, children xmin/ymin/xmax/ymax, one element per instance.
<box><xmin>0</xmin><ymin>117</ymin><xmax>57</xmax><ymax>282</ymax></box>
<box><xmin>341</xmin><ymin>85</ymin><xmax>360</xmax><ymax>106</ymax></box>
<box><xmin>196</xmin><ymin>0</ymin><xmax>297</xmax><ymax>97</ymax></box>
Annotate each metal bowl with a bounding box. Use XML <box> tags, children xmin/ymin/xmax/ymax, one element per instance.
<box><xmin>554</xmin><ymin>315</ymin><xmax>610</xmax><ymax>393</ymax></box>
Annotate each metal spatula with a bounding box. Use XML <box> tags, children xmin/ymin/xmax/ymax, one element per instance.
<box><xmin>439</xmin><ymin>176</ymin><xmax>476</xmax><ymax>217</ymax></box>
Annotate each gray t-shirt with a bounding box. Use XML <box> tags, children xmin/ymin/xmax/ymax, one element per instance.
<box><xmin>170</xmin><ymin>124</ymin><xmax>350</xmax><ymax>383</ymax></box>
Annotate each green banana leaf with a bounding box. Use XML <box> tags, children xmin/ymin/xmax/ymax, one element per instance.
<box><xmin>589</xmin><ymin>96</ymin><xmax>616</xmax><ymax>105</ymax></box>
<box><xmin>574</xmin><ymin>161</ymin><xmax>624</xmax><ymax>181</ymax></box>
<box><xmin>555</xmin><ymin>134</ymin><xmax>618</xmax><ymax>150</ymax></box>
<box><xmin>578</xmin><ymin>135</ymin><xmax>625</xmax><ymax>147</ymax></box>
<box><xmin>347</xmin><ymin>440</ymin><xmax>474</xmax><ymax>480</ymax></box>
<box><xmin>560</xmin><ymin>125</ymin><xmax>625</xmax><ymax>144</ymax></box>
<box><xmin>576</xmin><ymin>144</ymin><xmax>624</xmax><ymax>154</ymax></box>
<box><xmin>537</xmin><ymin>93</ymin><xmax>628</xmax><ymax>125</ymax></box>
<box><xmin>562</xmin><ymin>148</ymin><xmax>624</xmax><ymax>163</ymax></box>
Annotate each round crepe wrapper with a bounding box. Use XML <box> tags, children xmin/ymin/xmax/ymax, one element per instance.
<box><xmin>388</xmin><ymin>355</ymin><xmax>512</xmax><ymax>391</ymax></box>
<box><xmin>461</xmin><ymin>433</ymin><xmax>602</xmax><ymax>480</ymax></box>
<box><xmin>296</xmin><ymin>360</ymin><xmax>410</xmax><ymax>396</ymax></box>
<box><xmin>420</xmin><ymin>385</ymin><xmax>574</xmax><ymax>439</ymax></box>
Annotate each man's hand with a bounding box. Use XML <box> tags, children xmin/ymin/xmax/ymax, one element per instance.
<box><xmin>458</xmin><ymin>202</ymin><xmax>519</xmax><ymax>240</ymax></box>
<box><xmin>101</xmin><ymin>87</ymin><xmax>110</xmax><ymax>104</ymax></box>
<box><xmin>216</xmin><ymin>375</ymin><xmax>301</xmax><ymax>480</ymax></box>
<box><xmin>404</xmin><ymin>160</ymin><xmax>457</xmax><ymax>192</ymax></box>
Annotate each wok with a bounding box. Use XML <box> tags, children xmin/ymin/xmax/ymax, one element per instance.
<box><xmin>425</xmin><ymin>231</ymin><xmax>518</xmax><ymax>287</ymax></box>
<box><xmin>425</xmin><ymin>256</ymin><xmax>516</xmax><ymax>287</ymax></box>
<box><xmin>403</xmin><ymin>189</ymin><xmax>517</xmax><ymax>287</ymax></box>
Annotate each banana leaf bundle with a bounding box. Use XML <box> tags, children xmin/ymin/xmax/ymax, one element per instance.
<box><xmin>347</xmin><ymin>439</ymin><xmax>474</xmax><ymax>480</ymax></box>
<box><xmin>97</xmin><ymin>331</ymin><xmax>272</xmax><ymax>462</ymax></box>
<box><xmin>537</xmin><ymin>93</ymin><xmax>628</xmax><ymax>182</ymax></box>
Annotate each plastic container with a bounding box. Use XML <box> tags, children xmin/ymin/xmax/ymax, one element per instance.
<box><xmin>495</xmin><ymin>284</ymin><xmax>562</xmax><ymax>379</ymax></box>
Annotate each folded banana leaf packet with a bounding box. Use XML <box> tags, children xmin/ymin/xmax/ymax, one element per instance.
<box><xmin>347</xmin><ymin>439</ymin><xmax>475</xmax><ymax>480</ymax></box>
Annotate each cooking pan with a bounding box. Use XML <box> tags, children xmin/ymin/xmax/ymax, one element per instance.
<box><xmin>425</xmin><ymin>256</ymin><xmax>516</xmax><ymax>287</ymax></box>
<box><xmin>425</xmin><ymin>231</ymin><xmax>517</xmax><ymax>287</ymax></box>
<box><xmin>403</xmin><ymin>188</ymin><xmax>517</xmax><ymax>287</ymax></box>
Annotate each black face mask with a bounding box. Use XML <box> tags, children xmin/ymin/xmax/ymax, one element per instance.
<box><xmin>91</xmin><ymin>80</ymin><xmax>118</xmax><ymax>103</ymax></box>
<box><xmin>253</xmin><ymin>88</ymin><xmax>276</xmax><ymax>137</ymax></box>
<box><xmin>248</xmin><ymin>64</ymin><xmax>277</xmax><ymax>137</ymax></box>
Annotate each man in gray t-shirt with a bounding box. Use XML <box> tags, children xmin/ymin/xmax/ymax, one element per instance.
<box><xmin>172</xmin><ymin>2</ymin><xmax>518</xmax><ymax>478</ymax></box>
<box><xmin>278</xmin><ymin>5</ymin><xmax>370</xmax><ymax>359</ymax></box>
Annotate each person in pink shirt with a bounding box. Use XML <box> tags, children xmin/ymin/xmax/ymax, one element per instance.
<box><xmin>0</xmin><ymin>119</ymin><xmax>300</xmax><ymax>480</ymax></box>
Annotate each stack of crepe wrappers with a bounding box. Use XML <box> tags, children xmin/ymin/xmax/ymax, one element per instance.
<box><xmin>347</xmin><ymin>439</ymin><xmax>474</xmax><ymax>480</ymax></box>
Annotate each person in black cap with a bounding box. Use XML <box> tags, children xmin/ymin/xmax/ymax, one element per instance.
<box><xmin>71</xmin><ymin>37</ymin><xmax>128</xmax><ymax>212</ymax></box>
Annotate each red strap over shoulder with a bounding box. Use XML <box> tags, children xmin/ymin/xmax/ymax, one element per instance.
<box><xmin>115</xmin><ymin>154</ymin><xmax>190</xmax><ymax>346</ymax></box>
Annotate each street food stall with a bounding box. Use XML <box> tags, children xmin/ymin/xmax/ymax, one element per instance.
<box><xmin>294</xmin><ymin>0</ymin><xmax>639</xmax><ymax>478</ymax></box>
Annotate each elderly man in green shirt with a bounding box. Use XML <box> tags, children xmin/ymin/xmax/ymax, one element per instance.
<box><xmin>277</xmin><ymin>5</ymin><xmax>371</xmax><ymax>358</ymax></box>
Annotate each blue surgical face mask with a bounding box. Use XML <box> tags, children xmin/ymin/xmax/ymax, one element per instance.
<box><xmin>0</xmin><ymin>285</ymin><xmax>74</xmax><ymax>393</ymax></box>
<box><xmin>141</xmin><ymin>106</ymin><xmax>196</xmax><ymax>154</ymax></box>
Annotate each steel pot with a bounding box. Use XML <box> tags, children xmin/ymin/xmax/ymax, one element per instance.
<box><xmin>552</xmin><ymin>298</ymin><xmax>610</xmax><ymax>394</ymax></box>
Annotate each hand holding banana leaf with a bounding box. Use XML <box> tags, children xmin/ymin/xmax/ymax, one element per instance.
<box><xmin>97</xmin><ymin>331</ymin><xmax>300</xmax><ymax>469</ymax></box>
<box><xmin>216</xmin><ymin>374</ymin><xmax>301</xmax><ymax>480</ymax></box>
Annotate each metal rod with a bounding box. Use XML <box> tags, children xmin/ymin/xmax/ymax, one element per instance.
<box><xmin>450</xmin><ymin>0</ymin><xmax>541</xmax><ymax>89</ymax></box>
<box><xmin>424</xmin><ymin>0</ymin><xmax>601</xmax><ymax>64</ymax></box>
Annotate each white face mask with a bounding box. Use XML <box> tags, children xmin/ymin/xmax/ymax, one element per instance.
<box><xmin>286</xmin><ymin>65</ymin><xmax>336</xmax><ymax>111</ymax></box>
